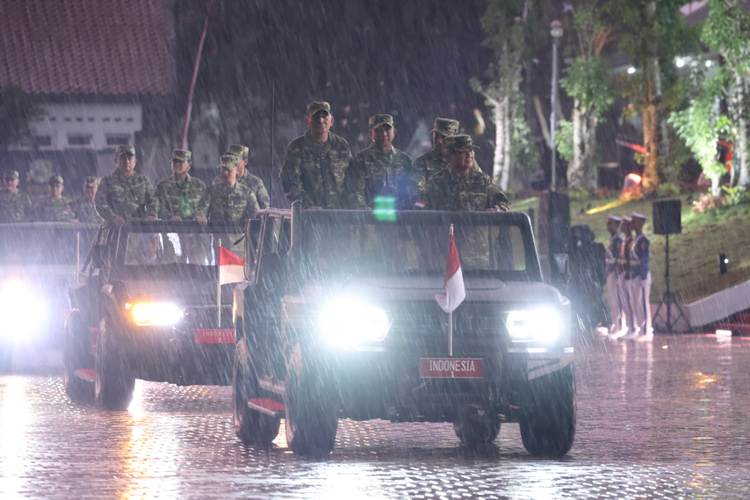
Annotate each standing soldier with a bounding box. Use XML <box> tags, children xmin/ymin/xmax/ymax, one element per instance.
<box><xmin>344</xmin><ymin>114</ymin><xmax>416</xmax><ymax>209</ymax></box>
<box><xmin>423</xmin><ymin>135</ymin><xmax>510</xmax><ymax>212</ymax></box>
<box><xmin>615</xmin><ymin>215</ymin><xmax>635</xmax><ymax>339</ymax></box>
<box><xmin>281</xmin><ymin>101</ymin><xmax>351</xmax><ymax>209</ymax></box>
<box><xmin>36</xmin><ymin>175</ymin><xmax>77</xmax><ymax>222</ymax></box>
<box><xmin>215</xmin><ymin>145</ymin><xmax>270</xmax><ymax>209</ymax></box>
<box><xmin>75</xmin><ymin>176</ymin><xmax>103</xmax><ymax>224</ymax></box>
<box><xmin>95</xmin><ymin>145</ymin><xmax>158</xmax><ymax>226</ymax></box>
<box><xmin>604</xmin><ymin>215</ymin><xmax>623</xmax><ymax>334</ymax></box>
<box><xmin>413</xmin><ymin>118</ymin><xmax>459</xmax><ymax>183</ymax></box>
<box><xmin>156</xmin><ymin>149</ymin><xmax>206</xmax><ymax>220</ymax></box>
<box><xmin>627</xmin><ymin>211</ymin><xmax>652</xmax><ymax>340</ymax></box>
<box><xmin>195</xmin><ymin>155</ymin><xmax>259</xmax><ymax>224</ymax></box>
<box><xmin>0</xmin><ymin>170</ymin><xmax>32</xmax><ymax>222</ymax></box>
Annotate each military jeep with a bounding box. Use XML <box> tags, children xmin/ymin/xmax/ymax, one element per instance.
<box><xmin>233</xmin><ymin>204</ymin><xmax>575</xmax><ymax>456</ymax></box>
<box><xmin>64</xmin><ymin>220</ymin><xmax>246</xmax><ymax>410</ymax></box>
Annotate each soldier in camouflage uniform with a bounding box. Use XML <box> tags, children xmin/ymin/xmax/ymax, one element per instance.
<box><xmin>413</xmin><ymin>118</ymin><xmax>481</xmax><ymax>191</ymax></box>
<box><xmin>281</xmin><ymin>101</ymin><xmax>351</xmax><ymax>208</ymax></box>
<box><xmin>36</xmin><ymin>175</ymin><xmax>78</xmax><ymax>222</ymax></box>
<box><xmin>214</xmin><ymin>145</ymin><xmax>270</xmax><ymax>209</ymax></box>
<box><xmin>95</xmin><ymin>145</ymin><xmax>158</xmax><ymax>226</ymax></box>
<box><xmin>344</xmin><ymin>114</ymin><xmax>417</xmax><ymax>209</ymax></box>
<box><xmin>75</xmin><ymin>176</ymin><xmax>103</xmax><ymax>224</ymax></box>
<box><xmin>0</xmin><ymin>170</ymin><xmax>33</xmax><ymax>223</ymax></box>
<box><xmin>195</xmin><ymin>155</ymin><xmax>259</xmax><ymax>224</ymax></box>
<box><xmin>423</xmin><ymin>135</ymin><xmax>510</xmax><ymax>212</ymax></box>
<box><xmin>156</xmin><ymin>149</ymin><xmax>206</xmax><ymax>220</ymax></box>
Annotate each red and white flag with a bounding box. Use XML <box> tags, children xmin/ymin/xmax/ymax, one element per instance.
<box><xmin>219</xmin><ymin>247</ymin><xmax>245</xmax><ymax>285</ymax></box>
<box><xmin>435</xmin><ymin>226</ymin><xmax>466</xmax><ymax>313</ymax></box>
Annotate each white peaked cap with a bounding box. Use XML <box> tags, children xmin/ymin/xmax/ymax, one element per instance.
<box><xmin>608</xmin><ymin>214</ymin><xmax>622</xmax><ymax>222</ymax></box>
<box><xmin>631</xmin><ymin>211</ymin><xmax>647</xmax><ymax>220</ymax></box>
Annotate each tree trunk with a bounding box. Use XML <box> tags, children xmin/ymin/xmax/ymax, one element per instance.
<box><xmin>582</xmin><ymin>112</ymin><xmax>599</xmax><ymax>190</ymax></box>
<box><xmin>501</xmin><ymin>93</ymin><xmax>512</xmax><ymax>190</ymax></box>
<box><xmin>568</xmin><ymin>102</ymin><xmax>583</xmax><ymax>188</ymax></box>
<box><xmin>736</xmin><ymin>73</ymin><xmax>750</xmax><ymax>188</ymax></box>
<box><xmin>642</xmin><ymin>101</ymin><xmax>659</xmax><ymax>193</ymax></box>
<box><xmin>492</xmin><ymin>98</ymin><xmax>506</xmax><ymax>187</ymax></box>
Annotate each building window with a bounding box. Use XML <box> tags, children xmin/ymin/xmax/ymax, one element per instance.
<box><xmin>88</xmin><ymin>117</ymin><xmax>95</xmax><ymax>122</ymax></box>
<box><xmin>33</xmin><ymin>135</ymin><xmax>52</xmax><ymax>147</ymax></box>
<box><xmin>106</xmin><ymin>134</ymin><xmax>130</xmax><ymax>146</ymax></box>
<box><xmin>68</xmin><ymin>134</ymin><xmax>92</xmax><ymax>146</ymax></box>
<box><xmin>103</xmin><ymin>117</ymin><xmax>110</xmax><ymax>122</ymax></box>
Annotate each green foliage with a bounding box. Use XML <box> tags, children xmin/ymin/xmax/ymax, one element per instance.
<box><xmin>702</xmin><ymin>0</ymin><xmax>750</xmax><ymax>75</ymax></box>
<box><xmin>560</xmin><ymin>56</ymin><xmax>614</xmax><ymax>118</ymax></box>
<box><xmin>0</xmin><ymin>84</ymin><xmax>39</xmax><ymax>150</ymax></box>
<box><xmin>555</xmin><ymin>119</ymin><xmax>574</xmax><ymax>162</ymax></box>
<box><xmin>568</xmin><ymin>186</ymin><xmax>591</xmax><ymax>202</ymax></box>
<box><xmin>656</xmin><ymin>182</ymin><xmax>680</xmax><ymax>198</ymax></box>
<box><xmin>510</xmin><ymin>92</ymin><xmax>540</xmax><ymax>173</ymax></box>
<box><xmin>722</xmin><ymin>186</ymin><xmax>748</xmax><ymax>206</ymax></box>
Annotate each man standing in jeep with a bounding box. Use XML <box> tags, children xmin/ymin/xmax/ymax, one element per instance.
<box><xmin>280</xmin><ymin>101</ymin><xmax>351</xmax><ymax>209</ymax></box>
<box><xmin>95</xmin><ymin>145</ymin><xmax>159</xmax><ymax>227</ymax></box>
<box><xmin>423</xmin><ymin>135</ymin><xmax>510</xmax><ymax>212</ymax></box>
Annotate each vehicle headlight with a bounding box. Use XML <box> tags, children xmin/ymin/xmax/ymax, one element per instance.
<box><xmin>0</xmin><ymin>279</ymin><xmax>46</xmax><ymax>339</ymax></box>
<box><xmin>506</xmin><ymin>308</ymin><xmax>562</xmax><ymax>342</ymax></box>
<box><xmin>319</xmin><ymin>298</ymin><xmax>390</xmax><ymax>346</ymax></box>
<box><xmin>126</xmin><ymin>301</ymin><xmax>183</xmax><ymax>326</ymax></box>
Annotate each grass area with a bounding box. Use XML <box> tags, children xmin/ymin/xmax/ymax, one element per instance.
<box><xmin>512</xmin><ymin>193</ymin><xmax>750</xmax><ymax>304</ymax></box>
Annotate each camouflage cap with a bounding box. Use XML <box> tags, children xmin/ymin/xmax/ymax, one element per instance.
<box><xmin>171</xmin><ymin>149</ymin><xmax>192</xmax><ymax>162</ymax></box>
<box><xmin>3</xmin><ymin>169</ymin><xmax>19</xmax><ymax>180</ymax></box>
<box><xmin>306</xmin><ymin>101</ymin><xmax>331</xmax><ymax>116</ymax></box>
<box><xmin>432</xmin><ymin>118</ymin><xmax>459</xmax><ymax>137</ymax></box>
<box><xmin>226</xmin><ymin>144</ymin><xmax>249</xmax><ymax>160</ymax></box>
<box><xmin>445</xmin><ymin>134</ymin><xmax>479</xmax><ymax>153</ymax></box>
<box><xmin>84</xmin><ymin>176</ymin><xmax>100</xmax><ymax>187</ymax></box>
<box><xmin>115</xmin><ymin>144</ymin><xmax>136</xmax><ymax>157</ymax></box>
<box><xmin>219</xmin><ymin>154</ymin><xmax>240</xmax><ymax>170</ymax></box>
<box><xmin>368</xmin><ymin>114</ymin><xmax>394</xmax><ymax>130</ymax></box>
<box><xmin>49</xmin><ymin>175</ymin><xmax>64</xmax><ymax>185</ymax></box>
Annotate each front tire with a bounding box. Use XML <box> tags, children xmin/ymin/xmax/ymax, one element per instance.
<box><xmin>95</xmin><ymin>315</ymin><xmax>135</xmax><ymax>411</ymax></box>
<box><xmin>284</xmin><ymin>347</ymin><xmax>338</xmax><ymax>456</ymax></box>
<box><xmin>519</xmin><ymin>364</ymin><xmax>576</xmax><ymax>457</ymax></box>
<box><xmin>233</xmin><ymin>342</ymin><xmax>281</xmax><ymax>446</ymax></box>
<box><xmin>63</xmin><ymin>312</ymin><xmax>94</xmax><ymax>402</ymax></box>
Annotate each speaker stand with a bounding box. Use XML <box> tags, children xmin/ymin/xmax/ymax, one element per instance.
<box><xmin>653</xmin><ymin>234</ymin><xmax>690</xmax><ymax>333</ymax></box>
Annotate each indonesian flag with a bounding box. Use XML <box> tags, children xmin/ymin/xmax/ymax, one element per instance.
<box><xmin>219</xmin><ymin>247</ymin><xmax>245</xmax><ymax>285</ymax></box>
<box><xmin>435</xmin><ymin>226</ymin><xmax>466</xmax><ymax>313</ymax></box>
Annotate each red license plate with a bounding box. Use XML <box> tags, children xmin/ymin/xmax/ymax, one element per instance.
<box><xmin>195</xmin><ymin>329</ymin><xmax>235</xmax><ymax>344</ymax></box>
<box><xmin>420</xmin><ymin>358</ymin><xmax>484</xmax><ymax>379</ymax></box>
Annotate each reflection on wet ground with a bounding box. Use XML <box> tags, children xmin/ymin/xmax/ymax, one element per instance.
<box><xmin>2</xmin><ymin>333</ymin><xmax>750</xmax><ymax>498</ymax></box>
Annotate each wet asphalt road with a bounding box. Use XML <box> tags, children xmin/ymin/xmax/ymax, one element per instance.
<box><xmin>2</xmin><ymin>333</ymin><xmax>750</xmax><ymax>499</ymax></box>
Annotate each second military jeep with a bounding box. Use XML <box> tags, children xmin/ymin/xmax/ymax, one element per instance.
<box><xmin>233</xmin><ymin>205</ymin><xmax>575</xmax><ymax>456</ymax></box>
<box><xmin>64</xmin><ymin>220</ymin><xmax>246</xmax><ymax>410</ymax></box>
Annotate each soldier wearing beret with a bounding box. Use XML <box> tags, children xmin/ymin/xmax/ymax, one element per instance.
<box><xmin>36</xmin><ymin>175</ymin><xmax>78</xmax><ymax>222</ymax></box>
<box><xmin>281</xmin><ymin>101</ymin><xmax>351</xmax><ymax>209</ymax></box>
<box><xmin>0</xmin><ymin>170</ymin><xmax>33</xmax><ymax>223</ymax></box>
<box><xmin>75</xmin><ymin>176</ymin><xmax>103</xmax><ymax>224</ymax></box>
<box><xmin>344</xmin><ymin>114</ymin><xmax>417</xmax><ymax>209</ymax></box>
<box><xmin>195</xmin><ymin>155</ymin><xmax>259</xmax><ymax>225</ymax></box>
<box><xmin>156</xmin><ymin>149</ymin><xmax>206</xmax><ymax>220</ymax></box>
<box><xmin>95</xmin><ymin>145</ymin><xmax>159</xmax><ymax>226</ymax></box>
<box><xmin>423</xmin><ymin>135</ymin><xmax>510</xmax><ymax>212</ymax></box>
<box><xmin>214</xmin><ymin>145</ymin><xmax>270</xmax><ymax>209</ymax></box>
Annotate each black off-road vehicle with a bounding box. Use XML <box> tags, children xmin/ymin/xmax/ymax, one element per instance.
<box><xmin>233</xmin><ymin>205</ymin><xmax>575</xmax><ymax>456</ymax></box>
<box><xmin>64</xmin><ymin>220</ymin><xmax>246</xmax><ymax>409</ymax></box>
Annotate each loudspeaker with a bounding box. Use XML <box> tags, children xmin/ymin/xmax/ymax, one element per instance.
<box><xmin>653</xmin><ymin>199</ymin><xmax>682</xmax><ymax>235</ymax></box>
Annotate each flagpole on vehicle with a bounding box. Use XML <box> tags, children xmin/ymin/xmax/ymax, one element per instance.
<box><xmin>449</xmin><ymin>225</ymin><xmax>453</xmax><ymax>357</ymax></box>
<box><xmin>435</xmin><ymin>223</ymin><xmax>465</xmax><ymax>358</ymax></box>
<box><xmin>217</xmin><ymin>237</ymin><xmax>222</xmax><ymax>327</ymax></box>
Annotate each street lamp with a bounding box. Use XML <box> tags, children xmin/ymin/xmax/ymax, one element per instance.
<box><xmin>550</xmin><ymin>20</ymin><xmax>563</xmax><ymax>191</ymax></box>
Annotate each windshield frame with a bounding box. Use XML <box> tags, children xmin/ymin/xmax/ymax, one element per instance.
<box><xmin>299</xmin><ymin>210</ymin><xmax>542</xmax><ymax>282</ymax></box>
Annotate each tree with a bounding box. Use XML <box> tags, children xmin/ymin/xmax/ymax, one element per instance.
<box><xmin>0</xmin><ymin>84</ymin><xmax>38</xmax><ymax>152</ymax></box>
<box><xmin>557</xmin><ymin>1</ymin><xmax>615</xmax><ymax>189</ymax></box>
<box><xmin>617</xmin><ymin>0</ymin><xmax>697</xmax><ymax>194</ymax></box>
<box><xmin>701</xmin><ymin>0</ymin><xmax>750</xmax><ymax>188</ymax></box>
<box><xmin>472</xmin><ymin>0</ymin><xmax>542</xmax><ymax>190</ymax></box>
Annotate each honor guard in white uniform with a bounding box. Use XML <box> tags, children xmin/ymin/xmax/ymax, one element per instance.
<box><xmin>605</xmin><ymin>215</ymin><xmax>623</xmax><ymax>334</ymax></box>
<box><xmin>623</xmin><ymin>211</ymin><xmax>652</xmax><ymax>340</ymax></box>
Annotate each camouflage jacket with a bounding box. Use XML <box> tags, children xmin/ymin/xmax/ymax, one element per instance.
<box><xmin>424</xmin><ymin>168</ymin><xmax>510</xmax><ymax>212</ymax></box>
<box><xmin>36</xmin><ymin>196</ymin><xmax>77</xmax><ymax>222</ymax></box>
<box><xmin>0</xmin><ymin>189</ymin><xmax>33</xmax><ymax>222</ymax></box>
<box><xmin>196</xmin><ymin>182</ymin><xmax>259</xmax><ymax>222</ymax></box>
<box><xmin>414</xmin><ymin>147</ymin><xmax>481</xmax><ymax>191</ymax></box>
<box><xmin>213</xmin><ymin>171</ymin><xmax>270</xmax><ymax>209</ymax></box>
<box><xmin>156</xmin><ymin>174</ymin><xmax>206</xmax><ymax>219</ymax></box>
<box><xmin>344</xmin><ymin>145</ymin><xmax>417</xmax><ymax>209</ymax></box>
<box><xmin>281</xmin><ymin>131</ymin><xmax>351</xmax><ymax>209</ymax></box>
<box><xmin>95</xmin><ymin>171</ymin><xmax>159</xmax><ymax>222</ymax></box>
<box><xmin>75</xmin><ymin>199</ymin><xmax>103</xmax><ymax>224</ymax></box>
